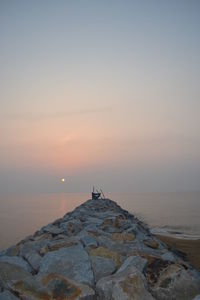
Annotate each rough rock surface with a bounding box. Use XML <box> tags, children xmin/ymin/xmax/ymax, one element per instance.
<box><xmin>0</xmin><ymin>198</ymin><xmax>200</xmax><ymax>299</ymax></box>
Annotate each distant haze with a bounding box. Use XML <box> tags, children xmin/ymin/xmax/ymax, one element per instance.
<box><xmin>0</xmin><ymin>0</ymin><xmax>200</xmax><ymax>193</ymax></box>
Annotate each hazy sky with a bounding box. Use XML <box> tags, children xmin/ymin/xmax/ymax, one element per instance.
<box><xmin>1</xmin><ymin>0</ymin><xmax>200</xmax><ymax>193</ymax></box>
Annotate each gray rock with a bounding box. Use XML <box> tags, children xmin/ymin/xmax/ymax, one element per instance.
<box><xmin>0</xmin><ymin>250</ymin><xmax>5</xmax><ymax>256</ymax></box>
<box><xmin>47</xmin><ymin>237</ymin><xmax>79</xmax><ymax>251</ymax></box>
<box><xmin>101</xmin><ymin>225</ymin><xmax>124</xmax><ymax>234</ymax></box>
<box><xmin>91</xmin><ymin>255</ymin><xmax>117</xmax><ymax>282</ymax></box>
<box><xmin>52</xmin><ymin>233</ymin><xmax>66</xmax><ymax>240</ymax></box>
<box><xmin>117</xmin><ymin>255</ymin><xmax>147</xmax><ymax>273</ymax></box>
<box><xmin>0</xmin><ymin>290</ymin><xmax>19</xmax><ymax>300</ymax></box>
<box><xmin>84</xmin><ymin>223</ymin><xmax>99</xmax><ymax>233</ymax></box>
<box><xmin>96</xmin><ymin>265</ymin><xmax>154</xmax><ymax>300</ymax></box>
<box><xmin>97</xmin><ymin>235</ymin><xmax>117</xmax><ymax>249</ymax></box>
<box><xmin>32</xmin><ymin>232</ymin><xmax>52</xmax><ymax>242</ymax></box>
<box><xmin>4</xmin><ymin>245</ymin><xmax>19</xmax><ymax>257</ymax></box>
<box><xmin>0</xmin><ymin>262</ymin><xmax>34</xmax><ymax>289</ymax></box>
<box><xmin>38</xmin><ymin>244</ymin><xmax>94</xmax><ymax>286</ymax></box>
<box><xmin>42</xmin><ymin>224</ymin><xmax>64</xmax><ymax>235</ymax></box>
<box><xmin>38</xmin><ymin>273</ymin><xmax>95</xmax><ymax>300</ymax></box>
<box><xmin>143</xmin><ymin>237</ymin><xmax>160</xmax><ymax>249</ymax></box>
<box><xmin>25</xmin><ymin>250</ymin><xmax>42</xmax><ymax>271</ymax></box>
<box><xmin>60</xmin><ymin>219</ymin><xmax>82</xmax><ymax>236</ymax></box>
<box><xmin>150</xmin><ymin>264</ymin><xmax>200</xmax><ymax>300</ymax></box>
<box><xmin>93</xmin><ymin>211</ymin><xmax>123</xmax><ymax>220</ymax></box>
<box><xmin>161</xmin><ymin>251</ymin><xmax>176</xmax><ymax>262</ymax></box>
<box><xmin>133</xmin><ymin>242</ymin><xmax>163</xmax><ymax>257</ymax></box>
<box><xmin>97</xmin><ymin>235</ymin><xmax>135</xmax><ymax>257</ymax></box>
<box><xmin>19</xmin><ymin>239</ymin><xmax>50</xmax><ymax>258</ymax></box>
<box><xmin>0</xmin><ymin>255</ymin><xmax>31</xmax><ymax>272</ymax></box>
<box><xmin>193</xmin><ymin>296</ymin><xmax>200</xmax><ymax>300</ymax></box>
<box><xmin>1</xmin><ymin>266</ymin><xmax>50</xmax><ymax>299</ymax></box>
<box><xmin>83</xmin><ymin>217</ymin><xmax>104</xmax><ymax>227</ymax></box>
<box><xmin>79</xmin><ymin>231</ymin><xmax>98</xmax><ymax>248</ymax></box>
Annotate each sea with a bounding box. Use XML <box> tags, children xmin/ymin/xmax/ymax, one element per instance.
<box><xmin>0</xmin><ymin>191</ymin><xmax>200</xmax><ymax>250</ymax></box>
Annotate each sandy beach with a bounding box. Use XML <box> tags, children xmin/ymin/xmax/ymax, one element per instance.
<box><xmin>156</xmin><ymin>234</ymin><xmax>200</xmax><ymax>271</ymax></box>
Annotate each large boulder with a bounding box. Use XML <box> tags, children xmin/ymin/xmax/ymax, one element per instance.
<box><xmin>24</xmin><ymin>250</ymin><xmax>42</xmax><ymax>272</ymax></box>
<box><xmin>42</xmin><ymin>224</ymin><xmax>64</xmax><ymax>235</ymax></box>
<box><xmin>117</xmin><ymin>256</ymin><xmax>147</xmax><ymax>273</ymax></box>
<box><xmin>148</xmin><ymin>262</ymin><xmax>200</xmax><ymax>300</ymax></box>
<box><xmin>38</xmin><ymin>244</ymin><xmax>94</xmax><ymax>286</ymax></box>
<box><xmin>60</xmin><ymin>219</ymin><xmax>82</xmax><ymax>236</ymax></box>
<box><xmin>89</xmin><ymin>246</ymin><xmax>122</xmax><ymax>267</ymax></box>
<box><xmin>91</xmin><ymin>255</ymin><xmax>117</xmax><ymax>282</ymax></box>
<box><xmin>0</xmin><ymin>262</ymin><xmax>95</xmax><ymax>300</ymax></box>
<box><xmin>0</xmin><ymin>262</ymin><xmax>45</xmax><ymax>299</ymax></box>
<box><xmin>39</xmin><ymin>273</ymin><xmax>95</xmax><ymax>300</ymax></box>
<box><xmin>0</xmin><ymin>291</ymin><xmax>19</xmax><ymax>300</ymax></box>
<box><xmin>0</xmin><ymin>255</ymin><xmax>31</xmax><ymax>272</ymax></box>
<box><xmin>96</xmin><ymin>258</ymin><xmax>154</xmax><ymax>300</ymax></box>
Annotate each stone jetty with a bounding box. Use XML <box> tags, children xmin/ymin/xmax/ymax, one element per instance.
<box><xmin>0</xmin><ymin>198</ymin><xmax>200</xmax><ymax>299</ymax></box>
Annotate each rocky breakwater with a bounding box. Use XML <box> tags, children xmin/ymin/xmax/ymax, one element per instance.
<box><xmin>0</xmin><ymin>198</ymin><xmax>200</xmax><ymax>300</ymax></box>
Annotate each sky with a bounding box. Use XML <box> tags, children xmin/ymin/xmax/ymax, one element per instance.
<box><xmin>0</xmin><ymin>0</ymin><xmax>200</xmax><ymax>193</ymax></box>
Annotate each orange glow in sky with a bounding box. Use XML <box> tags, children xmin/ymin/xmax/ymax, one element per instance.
<box><xmin>1</xmin><ymin>1</ymin><xmax>200</xmax><ymax>192</ymax></box>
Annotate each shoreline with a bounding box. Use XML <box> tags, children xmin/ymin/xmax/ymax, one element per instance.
<box><xmin>156</xmin><ymin>234</ymin><xmax>200</xmax><ymax>271</ymax></box>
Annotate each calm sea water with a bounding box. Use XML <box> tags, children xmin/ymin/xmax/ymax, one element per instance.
<box><xmin>0</xmin><ymin>192</ymin><xmax>200</xmax><ymax>250</ymax></box>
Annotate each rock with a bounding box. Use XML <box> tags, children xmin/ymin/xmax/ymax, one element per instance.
<box><xmin>96</xmin><ymin>264</ymin><xmax>154</xmax><ymax>300</ymax></box>
<box><xmin>145</xmin><ymin>258</ymin><xmax>174</xmax><ymax>286</ymax></box>
<box><xmin>101</xmin><ymin>217</ymin><xmax>125</xmax><ymax>233</ymax></box>
<box><xmin>89</xmin><ymin>246</ymin><xmax>122</xmax><ymax>267</ymax></box>
<box><xmin>96</xmin><ymin>234</ymin><xmax>136</xmax><ymax>257</ymax></box>
<box><xmin>39</xmin><ymin>237</ymin><xmax>79</xmax><ymax>255</ymax></box>
<box><xmin>4</xmin><ymin>245</ymin><xmax>20</xmax><ymax>257</ymax></box>
<box><xmin>0</xmin><ymin>255</ymin><xmax>32</xmax><ymax>272</ymax></box>
<box><xmin>92</xmin><ymin>211</ymin><xmax>122</xmax><ymax>220</ymax></box>
<box><xmin>32</xmin><ymin>232</ymin><xmax>52</xmax><ymax>241</ymax></box>
<box><xmin>97</xmin><ymin>235</ymin><xmax>118</xmax><ymax>249</ymax></box>
<box><xmin>91</xmin><ymin>255</ymin><xmax>117</xmax><ymax>282</ymax></box>
<box><xmin>145</xmin><ymin>257</ymin><xmax>200</xmax><ymax>299</ymax></box>
<box><xmin>0</xmin><ymin>291</ymin><xmax>19</xmax><ymax>300</ymax></box>
<box><xmin>38</xmin><ymin>244</ymin><xmax>94</xmax><ymax>286</ymax></box>
<box><xmin>83</xmin><ymin>217</ymin><xmax>104</xmax><ymax>227</ymax></box>
<box><xmin>1</xmin><ymin>263</ymin><xmax>93</xmax><ymax>300</ymax></box>
<box><xmin>52</xmin><ymin>233</ymin><xmax>66</xmax><ymax>240</ymax></box>
<box><xmin>42</xmin><ymin>224</ymin><xmax>64</xmax><ymax>235</ymax></box>
<box><xmin>39</xmin><ymin>245</ymin><xmax>49</xmax><ymax>256</ymax></box>
<box><xmin>60</xmin><ymin>219</ymin><xmax>82</xmax><ymax>236</ymax></box>
<box><xmin>47</xmin><ymin>239</ymin><xmax>78</xmax><ymax>252</ymax></box>
<box><xmin>117</xmin><ymin>256</ymin><xmax>147</xmax><ymax>273</ymax></box>
<box><xmin>193</xmin><ymin>296</ymin><xmax>200</xmax><ymax>300</ymax></box>
<box><xmin>83</xmin><ymin>223</ymin><xmax>99</xmax><ymax>235</ymax></box>
<box><xmin>133</xmin><ymin>251</ymin><xmax>161</xmax><ymax>265</ymax></box>
<box><xmin>25</xmin><ymin>250</ymin><xmax>42</xmax><ymax>272</ymax></box>
<box><xmin>161</xmin><ymin>251</ymin><xmax>176</xmax><ymax>262</ymax></box>
<box><xmin>111</xmin><ymin>232</ymin><xmax>136</xmax><ymax>243</ymax></box>
<box><xmin>52</xmin><ymin>217</ymin><xmax>63</xmax><ymax>226</ymax></box>
<box><xmin>19</xmin><ymin>239</ymin><xmax>50</xmax><ymax>258</ymax></box>
<box><xmin>144</xmin><ymin>238</ymin><xmax>159</xmax><ymax>249</ymax></box>
<box><xmin>0</xmin><ymin>250</ymin><xmax>5</xmax><ymax>256</ymax></box>
<box><xmin>10</xmin><ymin>280</ymin><xmax>49</xmax><ymax>300</ymax></box>
<box><xmin>0</xmin><ymin>264</ymin><xmax>63</xmax><ymax>300</ymax></box>
<box><xmin>40</xmin><ymin>273</ymin><xmax>95</xmax><ymax>300</ymax></box>
<box><xmin>79</xmin><ymin>231</ymin><xmax>98</xmax><ymax>248</ymax></box>
<box><xmin>0</xmin><ymin>262</ymin><xmax>34</xmax><ymax>289</ymax></box>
